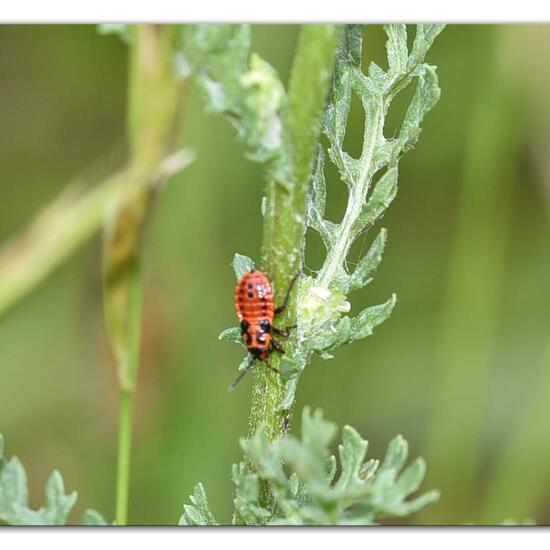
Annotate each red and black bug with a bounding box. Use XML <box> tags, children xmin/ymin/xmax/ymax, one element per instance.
<box><xmin>229</xmin><ymin>269</ymin><xmax>297</xmax><ymax>390</ymax></box>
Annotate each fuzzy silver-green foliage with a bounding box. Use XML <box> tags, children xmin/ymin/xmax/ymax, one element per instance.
<box><xmin>97</xmin><ymin>24</ymin><xmax>133</xmax><ymax>44</ymax></box>
<box><xmin>0</xmin><ymin>434</ymin><xmax>107</xmax><ymax>526</ymax></box>
<box><xmin>180</xmin><ymin>408</ymin><xmax>439</xmax><ymax>525</ymax></box>
<box><xmin>220</xmin><ymin>25</ymin><xmax>444</xmax><ymax>411</ymax></box>
<box><xmin>177</xmin><ymin>25</ymin><xmax>285</xmax><ymax>163</ymax></box>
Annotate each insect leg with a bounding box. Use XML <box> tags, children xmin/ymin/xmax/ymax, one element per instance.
<box><xmin>271</xmin><ymin>338</ymin><xmax>285</xmax><ymax>354</ymax></box>
<box><xmin>272</xmin><ymin>324</ymin><xmax>297</xmax><ymax>337</ymax></box>
<box><xmin>228</xmin><ymin>354</ymin><xmax>255</xmax><ymax>392</ymax></box>
<box><xmin>274</xmin><ymin>273</ymin><xmax>299</xmax><ymax>315</ymax></box>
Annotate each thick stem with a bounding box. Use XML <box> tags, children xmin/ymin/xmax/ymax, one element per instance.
<box><xmin>247</xmin><ymin>25</ymin><xmax>341</xmax><ymax>446</ymax></box>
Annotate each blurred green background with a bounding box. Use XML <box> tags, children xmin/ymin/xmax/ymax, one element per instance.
<box><xmin>1</xmin><ymin>24</ymin><xmax>550</xmax><ymax>525</ymax></box>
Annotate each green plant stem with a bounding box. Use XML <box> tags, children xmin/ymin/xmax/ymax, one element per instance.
<box><xmin>0</xmin><ymin>150</ymin><xmax>191</xmax><ymax>320</ymax></box>
<box><xmin>115</xmin><ymin>388</ymin><xmax>134</xmax><ymax>525</ymax></box>
<box><xmin>0</xmin><ymin>24</ymin><xmax>190</xmax><ymax>321</ymax></box>
<box><xmin>115</xmin><ymin>255</ymin><xmax>143</xmax><ymax>525</ymax></box>
<box><xmin>105</xmin><ymin>24</ymin><xmax>184</xmax><ymax>525</ymax></box>
<box><xmin>248</xmin><ymin>25</ymin><xmax>341</xmax><ymax>445</ymax></box>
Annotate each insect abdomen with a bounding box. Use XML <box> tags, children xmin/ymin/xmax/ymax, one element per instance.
<box><xmin>235</xmin><ymin>270</ymin><xmax>274</xmax><ymax>359</ymax></box>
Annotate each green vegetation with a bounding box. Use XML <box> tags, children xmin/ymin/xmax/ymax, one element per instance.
<box><xmin>0</xmin><ymin>23</ymin><xmax>547</xmax><ymax>526</ymax></box>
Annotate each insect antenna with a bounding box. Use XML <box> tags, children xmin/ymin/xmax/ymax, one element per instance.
<box><xmin>228</xmin><ymin>354</ymin><xmax>255</xmax><ymax>392</ymax></box>
<box><xmin>228</xmin><ymin>368</ymin><xmax>249</xmax><ymax>392</ymax></box>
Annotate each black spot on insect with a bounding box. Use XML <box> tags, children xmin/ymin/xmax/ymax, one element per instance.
<box><xmin>247</xmin><ymin>283</ymin><xmax>253</xmax><ymax>289</ymax></box>
<box><xmin>239</xmin><ymin>288</ymin><xmax>245</xmax><ymax>294</ymax></box>
<box><xmin>261</xmin><ymin>296</ymin><xmax>267</xmax><ymax>301</ymax></box>
<box><xmin>240</xmin><ymin>320</ymin><xmax>249</xmax><ymax>332</ymax></box>
<box><xmin>247</xmin><ymin>292</ymin><xmax>254</xmax><ymax>298</ymax></box>
<box><xmin>259</xmin><ymin>319</ymin><xmax>271</xmax><ymax>332</ymax></box>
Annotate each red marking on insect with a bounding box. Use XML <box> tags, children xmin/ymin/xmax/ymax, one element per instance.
<box><xmin>229</xmin><ymin>269</ymin><xmax>298</xmax><ymax>390</ymax></box>
<box><xmin>235</xmin><ymin>269</ymin><xmax>275</xmax><ymax>361</ymax></box>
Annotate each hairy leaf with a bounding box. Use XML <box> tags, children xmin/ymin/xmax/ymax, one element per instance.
<box><xmin>82</xmin><ymin>509</ymin><xmax>109</xmax><ymax>526</ymax></box>
<box><xmin>232</xmin><ymin>253</ymin><xmax>255</xmax><ymax>279</ymax></box>
<box><xmin>189</xmin><ymin>409</ymin><xmax>437</xmax><ymax>525</ymax></box>
<box><xmin>179</xmin><ymin>483</ymin><xmax>219</xmax><ymax>526</ymax></box>
<box><xmin>178</xmin><ymin>25</ymin><xmax>285</xmax><ymax>162</ymax></box>
<box><xmin>181</xmin><ymin>408</ymin><xmax>438</xmax><ymax>525</ymax></box>
<box><xmin>0</xmin><ymin>433</ymin><xmax>78</xmax><ymax>525</ymax></box>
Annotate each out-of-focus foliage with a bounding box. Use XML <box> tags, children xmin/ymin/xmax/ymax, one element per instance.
<box><xmin>0</xmin><ymin>434</ymin><xmax>107</xmax><ymax>525</ymax></box>
<box><xmin>0</xmin><ymin>24</ymin><xmax>550</xmax><ymax>526</ymax></box>
<box><xmin>177</xmin><ymin>25</ymin><xmax>285</xmax><ymax>163</ymax></box>
<box><xmin>180</xmin><ymin>408</ymin><xmax>438</xmax><ymax>525</ymax></box>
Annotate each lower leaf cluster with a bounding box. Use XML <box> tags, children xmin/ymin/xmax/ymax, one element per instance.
<box><xmin>0</xmin><ymin>434</ymin><xmax>107</xmax><ymax>526</ymax></box>
<box><xmin>179</xmin><ymin>407</ymin><xmax>439</xmax><ymax>525</ymax></box>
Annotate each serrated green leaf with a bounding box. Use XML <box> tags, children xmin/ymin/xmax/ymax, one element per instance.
<box><xmin>410</xmin><ymin>24</ymin><xmax>445</xmax><ymax>66</ymax></box>
<box><xmin>97</xmin><ymin>24</ymin><xmax>133</xmax><ymax>44</ymax></box>
<box><xmin>240</xmin><ymin>428</ymin><xmax>286</xmax><ymax>487</ymax></box>
<box><xmin>179</xmin><ymin>483</ymin><xmax>218</xmax><ymax>526</ymax></box>
<box><xmin>43</xmin><ymin>471</ymin><xmax>77</xmax><ymax>525</ymax></box>
<box><xmin>384</xmin><ymin>25</ymin><xmax>408</xmax><ymax>78</ymax></box>
<box><xmin>0</xmin><ymin>434</ymin><xmax>79</xmax><ymax>525</ymax></box>
<box><xmin>0</xmin><ymin>456</ymin><xmax>28</xmax><ymax>524</ymax></box>
<box><xmin>277</xmin><ymin>373</ymin><xmax>299</xmax><ymax>412</ymax></box>
<box><xmin>278</xmin><ymin>356</ymin><xmax>301</xmax><ymax>377</ymax></box>
<box><xmin>82</xmin><ymin>509</ymin><xmax>108</xmax><ymax>526</ymax></box>
<box><xmin>394</xmin><ymin>65</ymin><xmax>440</xmax><ymax>158</ymax></box>
<box><xmin>325</xmin><ymin>455</ymin><xmax>337</xmax><ymax>485</ymax></box>
<box><xmin>335</xmin><ymin>426</ymin><xmax>368</xmax><ymax>491</ymax></box>
<box><xmin>217</xmin><ymin>409</ymin><xmax>438</xmax><ymax>525</ymax></box>
<box><xmin>288</xmin><ymin>473</ymin><xmax>301</xmax><ymax>497</ymax></box>
<box><xmin>312</xmin><ymin>24</ymin><xmax>443</xmax><ymax>343</ymax></box>
<box><xmin>394</xmin><ymin>457</ymin><xmax>427</xmax><ymax>497</ymax></box>
<box><xmin>351</xmin><ymin>167</ymin><xmax>398</xmax><ymax>240</ymax></box>
<box><xmin>341</xmin><ymin>25</ymin><xmax>363</xmax><ymax>68</ymax></box>
<box><xmin>301</xmin><ymin>408</ymin><xmax>338</xmax><ymax>455</ymax></box>
<box><xmin>350</xmin><ymin>294</ymin><xmax>396</xmax><ymax>341</ymax></box>
<box><xmin>349</xmin><ymin>228</ymin><xmax>387</xmax><ymax>292</ymax></box>
<box><xmin>307</xmin><ymin>147</ymin><xmax>327</xmax><ymax>231</ymax></box>
<box><xmin>231</xmin><ymin>462</ymin><xmax>271</xmax><ymax>525</ymax></box>
<box><xmin>382</xmin><ymin>489</ymin><xmax>440</xmax><ymax>517</ymax></box>
<box><xmin>232</xmin><ymin>253</ymin><xmax>255</xmax><ymax>279</ymax></box>
<box><xmin>380</xmin><ymin>435</ymin><xmax>409</xmax><ymax>475</ymax></box>
<box><xmin>360</xmin><ymin>459</ymin><xmax>379</xmax><ymax>481</ymax></box>
<box><xmin>306</xmin><ymin>316</ymin><xmax>351</xmax><ymax>355</ymax></box>
<box><xmin>218</xmin><ymin>326</ymin><xmax>242</xmax><ymax>344</ymax></box>
<box><xmin>180</xmin><ymin>25</ymin><xmax>285</xmax><ymax>162</ymax></box>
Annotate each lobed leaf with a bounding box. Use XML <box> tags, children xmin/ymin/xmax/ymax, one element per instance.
<box><xmin>179</xmin><ymin>483</ymin><xmax>219</xmax><ymax>526</ymax></box>
<box><xmin>194</xmin><ymin>407</ymin><xmax>439</xmax><ymax>525</ymax></box>
<box><xmin>232</xmin><ymin>253</ymin><xmax>255</xmax><ymax>279</ymax></box>
<box><xmin>348</xmin><ymin>228</ymin><xmax>388</xmax><ymax>292</ymax></box>
<box><xmin>82</xmin><ymin>509</ymin><xmax>109</xmax><ymax>526</ymax></box>
<box><xmin>43</xmin><ymin>471</ymin><xmax>77</xmax><ymax>525</ymax></box>
<box><xmin>351</xmin><ymin>167</ymin><xmax>398</xmax><ymax>241</ymax></box>
<box><xmin>179</xmin><ymin>25</ymin><xmax>286</xmax><ymax>162</ymax></box>
<box><xmin>349</xmin><ymin>294</ymin><xmax>397</xmax><ymax>342</ymax></box>
<box><xmin>0</xmin><ymin>433</ymin><xmax>79</xmax><ymax>526</ymax></box>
